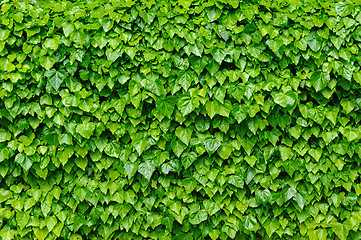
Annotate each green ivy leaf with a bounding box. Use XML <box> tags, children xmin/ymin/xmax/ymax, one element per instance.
<box><xmin>211</xmin><ymin>47</ymin><xmax>226</xmax><ymax>64</ymax></box>
<box><xmin>43</xmin><ymin>35</ymin><xmax>60</xmax><ymax>50</ymax></box>
<box><xmin>45</xmin><ymin>70</ymin><xmax>66</xmax><ymax>91</ymax></box>
<box><xmin>340</xmin><ymin>99</ymin><xmax>356</xmax><ymax>114</ymax></box>
<box><xmin>273</xmin><ymin>91</ymin><xmax>297</xmax><ymax>108</ymax></box>
<box><xmin>124</xmin><ymin>161</ymin><xmax>138</xmax><ymax>179</ymax></box>
<box><xmin>335</xmin><ymin>2</ymin><xmax>351</xmax><ymax>17</ymax></box>
<box><xmin>203</xmin><ymin>136</ymin><xmax>221</xmax><ymax>155</ymax></box>
<box><xmin>155</xmin><ymin>97</ymin><xmax>176</xmax><ymax>119</ymax></box>
<box><xmin>132</xmin><ymin>132</ymin><xmax>149</xmax><ymax>155</ymax></box>
<box><xmin>307</xmin><ymin>32</ymin><xmax>322</xmax><ymax>52</ymax></box>
<box><xmin>231</xmin><ymin>104</ymin><xmax>248</xmax><ymax>123</ymax></box>
<box><xmin>75</xmin><ymin>158</ymin><xmax>87</xmax><ymax>171</ymax></box>
<box><xmin>310</xmin><ymin>70</ymin><xmax>330</xmax><ymax>92</ymax></box>
<box><xmin>181</xmin><ymin>152</ymin><xmax>197</xmax><ymax>169</ymax></box>
<box><xmin>0</xmin><ymin>227</ymin><xmax>14</xmax><ymax>240</ymax></box>
<box><xmin>138</xmin><ymin>159</ymin><xmax>156</xmax><ymax>181</ymax></box>
<box><xmin>39</xmin><ymin>56</ymin><xmax>56</xmax><ymax>70</ymax></box>
<box><xmin>0</xmin><ymin>129</ymin><xmax>11</xmax><ymax>142</ymax></box>
<box><xmin>76</xmin><ymin>123</ymin><xmax>95</xmax><ymax>139</ymax></box>
<box><xmin>189</xmin><ymin>209</ymin><xmax>208</xmax><ymax>225</ymax></box>
<box><xmin>34</xmin><ymin>227</ymin><xmax>48</xmax><ymax>240</ymax></box>
<box><xmin>203</xmin><ymin>199</ymin><xmax>220</xmax><ymax>216</ymax></box>
<box><xmin>177</xmin><ymin>71</ymin><xmax>196</xmax><ymax>91</ymax></box>
<box><xmin>178</xmin><ymin>93</ymin><xmax>199</xmax><ymax>116</ymax></box>
<box><xmin>244</xmin><ymin>215</ymin><xmax>259</xmax><ymax>231</ymax></box>
<box><xmin>217</xmin><ymin>143</ymin><xmax>233</xmax><ymax>159</ymax></box>
<box><xmin>0</xmin><ymin>29</ymin><xmax>10</xmax><ymax>41</ymax></box>
<box><xmin>175</xmin><ymin>126</ymin><xmax>193</xmax><ymax>145</ymax></box>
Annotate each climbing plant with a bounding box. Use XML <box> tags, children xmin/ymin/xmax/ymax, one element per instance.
<box><xmin>1</xmin><ymin>0</ymin><xmax>361</xmax><ymax>239</ymax></box>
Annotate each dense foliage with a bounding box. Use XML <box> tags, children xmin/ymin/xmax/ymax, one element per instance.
<box><xmin>1</xmin><ymin>0</ymin><xmax>361</xmax><ymax>239</ymax></box>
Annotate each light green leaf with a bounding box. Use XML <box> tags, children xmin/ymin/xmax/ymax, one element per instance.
<box><xmin>285</xmin><ymin>187</ymin><xmax>297</xmax><ymax>201</ymax></box>
<box><xmin>170</xmin><ymin>201</ymin><xmax>182</xmax><ymax>215</ymax></box>
<box><xmin>124</xmin><ymin>161</ymin><xmax>138</xmax><ymax>179</ymax></box>
<box><xmin>288</xmin><ymin>125</ymin><xmax>302</xmax><ymax>139</ymax></box>
<box><xmin>189</xmin><ymin>209</ymin><xmax>208</xmax><ymax>225</ymax></box>
<box><xmin>0</xmin><ymin>129</ymin><xmax>11</xmax><ymax>142</ymax></box>
<box><xmin>205</xmin><ymin>101</ymin><xmax>217</xmax><ymax>119</ymax></box>
<box><xmin>34</xmin><ymin>227</ymin><xmax>48</xmax><ymax>240</ymax></box>
<box><xmin>307</xmin><ymin>32</ymin><xmax>322</xmax><ymax>52</ymax></box>
<box><xmin>0</xmin><ymin>29</ymin><xmax>10</xmax><ymax>41</ymax></box>
<box><xmin>43</xmin><ymin>35</ymin><xmax>60</xmax><ymax>50</ymax></box>
<box><xmin>217</xmin><ymin>143</ymin><xmax>233</xmax><ymax>159</ymax></box>
<box><xmin>138</xmin><ymin>159</ymin><xmax>156</xmax><ymax>181</ymax></box>
<box><xmin>264</xmin><ymin>219</ymin><xmax>280</xmax><ymax>238</ymax></box>
<box><xmin>175</xmin><ymin>126</ymin><xmax>193</xmax><ymax>145</ymax></box>
<box><xmin>231</xmin><ymin>104</ymin><xmax>248</xmax><ymax>123</ymax></box>
<box><xmin>321</xmin><ymin>131</ymin><xmax>338</xmax><ymax>144</ymax></box>
<box><xmin>0</xmin><ymin>228</ymin><xmax>14</xmax><ymax>240</ymax></box>
<box><xmin>177</xmin><ymin>71</ymin><xmax>196</xmax><ymax>91</ymax></box>
<box><xmin>228</xmin><ymin>175</ymin><xmax>244</xmax><ymax>188</ymax></box>
<box><xmin>331</xmin><ymin>222</ymin><xmax>349</xmax><ymax>240</ymax></box>
<box><xmin>255</xmin><ymin>189</ymin><xmax>272</xmax><ymax>204</ymax></box>
<box><xmin>245</xmin><ymin>155</ymin><xmax>257</xmax><ymax>167</ymax></box>
<box><xmin>203</xmin><ymin>199</ymin><xmax>220</xmax><ymax>216</ymax></box>
<box><xmin>203</xmin><ymin>136</ymin><xmax>221</xmax><ymax>155</ymax></box>
<box><xmin>192</xmin><ymin>41</ymin><xmax>204</xmax><ymax>57</ymax></box>
<box><xmin>273</xmin><ymin>91</ymin><xmax>297</xmax><ymax>108</ymax></box>
<box><xmin>171</xmin><ymin>140</ymin><xmax>187</xmax><ymax>157</ymax></box>
<box><xmin>76</xmin><ymin>123</ymin><xmax>95</xmax><ymax>139</ymax></box>
<box><xmin>190</xmin><ymin>55</ymin><xmax>208</xmax><ymax>75</ymax></box>
<box><xmin>132</xmin><ymin>132</ymin><xmax>148</xmax><ymax>155</ymax></box>
<box><xmin>181</xmin><ymin>152</ymin><xmax>197</xmax><ymax>169</ymax></box>
<box><xmin>295</xmin><ymin>193</ymin><xmax>306</xmax><ymax>209</ymax></box>
<box><xmin>335</xmin><ymin>2</ymin><xmax>351</xmax><ymax>17</ymax></box>
<box><xmin>340</xmin><ymin>99</ymin><xmax>356</xmax><ymax>114</ymax></box>
<box><xmin>244</xmin><ymin>215</ymin><xmax>259</xmax><ymax>231</ymax></box>
<box><xmin>46</xmin><ymin>70</ymin><xmax>66</xmax><ymax>91</ymax></box>
<box><xmin>62</xmin><ymin>22</ymin><xmax>74</xmax><ymax>37</ymax></box>
<box><xmin>39</xmin><ymin>56</ymin><xmax>56</xmax><ymax>70</ymax></box>
<box><xmin>75</xmin><ymin>158</ymin><xmax>87</xmax><ymax>171</ymax></box>
<box><xmin>145</xmin><ymin>78</ymin><xmax>165</xmax><ymax>96</ymax></box>
<box><xmin>178</xmin><ymin>93</ymin><xmax>199</xmax><ymax>116</ymax></box>
<box><xmin>211</xmin><ymin>47</ymin><xmax>226</xmax><ymax>64</ymax></box>
<box><xmin>309</xmin><ymin>148</ymin><xmax>322</xmax><ymax>162</ymax></box>
<box><xmin>310</xmin><ymin>70</ymin><xmax>330</xmax><ymax>92</ymax></box>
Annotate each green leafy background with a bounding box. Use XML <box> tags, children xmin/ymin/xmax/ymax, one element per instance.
<box><xmin>1</xmin><ymin>0</ymin><xmax>361</xmax><ymax>239</ymax></box>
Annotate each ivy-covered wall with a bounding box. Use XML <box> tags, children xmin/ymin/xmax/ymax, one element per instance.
<box><xmin>1</xmin><ymin>0</ymin><xmax>361</xmax><ymax>239</ymax></box>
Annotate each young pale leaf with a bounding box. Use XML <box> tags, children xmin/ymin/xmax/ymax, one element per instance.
<box><xmin>0</xmin><ymin>129</ymin><xmax>11</xmax><ymax>142</ymax></box>
<box><xmin>217</xmin><ymin>144</ymin><xmax>233</xmax><ymax>159</ymax></box>
<box><xmin>39</xmin><ymin>56</ymin><xmax>56</xmax><ymax>70</ymax></box>
<box><xmin>75</xmin><ymin>158</ymin><xmax>87</xmax><ymax>171</ymax></box>
<box><xmin>43</xmin><ymin>35</ymin><xmax>60</xmax><ymax>50</ymax></box>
